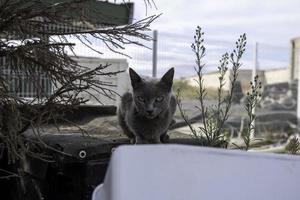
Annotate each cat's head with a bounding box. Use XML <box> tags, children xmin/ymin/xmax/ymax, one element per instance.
<box><xmin>129</xmin><ymin>67</ymin><xmax>174</xmax><ymax>119</ymax></box>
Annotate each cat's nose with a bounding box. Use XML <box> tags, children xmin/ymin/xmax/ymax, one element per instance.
<box><xmin>146</xmin><ymin>110</ymin><xmax>154</xmax><ymax>115</ymax></box>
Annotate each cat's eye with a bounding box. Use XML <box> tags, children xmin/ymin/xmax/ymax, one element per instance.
<box><xmin>137</xmin><ymin>96</ymin><xmax>145</xmax><ymax>102</ymax></box>
<box><xmin>155</xmin><ymin>96</ymin><xmax>164</xmax><ymax>102</ymax></box>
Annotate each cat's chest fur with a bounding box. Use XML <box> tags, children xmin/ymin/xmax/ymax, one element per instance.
<box><xmin>126</xmin><ymin>103</ymin><xmax>172</xmax><ymax>138</ymax></box>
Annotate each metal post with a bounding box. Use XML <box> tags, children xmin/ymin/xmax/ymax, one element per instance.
<box><xmin>290</xmin><ymin>40</ymin><xmax>295</xmax><ymax>80</ymax></box>
<box><xmin>297</xmin><ymin>70</ymin><xmax>300</xmax><ymax>125</ymax></box>
<box><xmin>252</xmin><ymin>42</ymin><xmax>258</xmax><ymax>83</ymax></box>
<box><xmin>152</xmin><ymin>30</ymin><xmax>158</xmax><ymax>78</ymax></box>
<box><xmin>295</xmin><ymin>40</ymin><xmax>300</xmax><ymax>124</ymax></box>
<box><xmin>250</xmin><ymin>42</ymin><xmax>258</xmax><ymax>139</ymax></box>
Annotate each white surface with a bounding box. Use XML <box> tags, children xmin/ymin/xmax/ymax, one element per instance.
<box><xmin>93</xmin><ymin>145</ymin><xmax>300</xmax><ymax>200</ymax></box>
<box><xmin>92</xmin><ymin>184</ymin><xmax>104</xmax><ymax>200</ymax></box>
<box><xmin>71</xmin><ymin>56</ymin><xmax>129</xmax><ymax>106</ymax></box>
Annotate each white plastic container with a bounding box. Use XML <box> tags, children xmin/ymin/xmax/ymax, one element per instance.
<box><xmin>92</xmin><ymin>145</ymin><xmax>300</xmax><ymax>200</ymax></box>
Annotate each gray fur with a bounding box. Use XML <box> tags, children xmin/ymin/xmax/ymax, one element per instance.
<box><xmin>118</xmin><ymin>68</ymin><xmax>176</xmax><ymax>144</ymax></box>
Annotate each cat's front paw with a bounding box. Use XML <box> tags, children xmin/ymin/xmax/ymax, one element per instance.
<box><xmin>160</xmin><ymin>134</ymin><xmax>170</xmax><ymax>143</ymax></box>
<box><xmin>135</xmin><ymin>136</ymin><xmax>148</xmax><ymax>144</ymax></box>
<box><xmin>129</xmin><ymin>138</ymin><xmax>135</xmax><ymax>144</ymax></box>
<box><xmin>149</xmin><ymin>136</ymin><xmax>162</xmax><ymax>144</ymax></box>
<box><xmin>135</xmin><ymin>136</ymin><xmax>162</xmax><ymax>144</ymax></box>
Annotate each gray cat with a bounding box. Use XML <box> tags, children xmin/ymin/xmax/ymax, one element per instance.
<box><xmin>118</xmin><ymin>68</ymin><xmax>176</xmax><ymax>144</ymax></box>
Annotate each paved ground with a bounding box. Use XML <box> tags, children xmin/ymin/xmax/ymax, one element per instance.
<box><xmin>35</xmin><ymin>99</ymin><xmax>297</xmax><ymax>153</ymax></box>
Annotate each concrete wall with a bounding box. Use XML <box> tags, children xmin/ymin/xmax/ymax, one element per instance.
<box><xmin>264</xmin><ymin>68</ymin><xmax>290</xmax><ymax>84</ymax></box>
<box><xmin>72</xmin><ymin>56</ymin><xmax>129</xmax><ymax>106</ymax></box>
<box><xmin>184</xmin><ymin>68</ymin><xmax>290</xmax><ymax>92</ymax></box>
<box><xmin>184</xmin><ymin>71</ymin><xmax>231</xmax><ymax>90</ymax></box>
<box><xmin>184</xmin><ymin>69</ymin><xmax>262</xmax><ymax>92</ymax></box>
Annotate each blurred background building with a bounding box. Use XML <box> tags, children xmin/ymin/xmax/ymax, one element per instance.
<box><xmin>72</xmin><ymin>56</ymin><xmax>129</xmax><ymax>105</ymax></box>
<box><xmin>0</xmin><ymin>0</ymin><xmax>133</xmax><ymax>105</ymax></box>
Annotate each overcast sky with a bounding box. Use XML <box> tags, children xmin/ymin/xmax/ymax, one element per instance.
<box><xmin>75</xmin><ymin>0</ymin><xmax>300</xmax><ymax>78</ymax></box>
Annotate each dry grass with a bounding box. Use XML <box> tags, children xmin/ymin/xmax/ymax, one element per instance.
<box><xmin>173</xmin><ymin>80</ymin><xmax>228</xmax><ymax>100</ymax></box>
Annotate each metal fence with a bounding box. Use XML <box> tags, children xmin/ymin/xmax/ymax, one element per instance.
<box><xmin>0</xmin><ymin>56</ymin><xmax>52</xmax><ymax>98</ymax></box>
<box><xmin>71</xmin><ymin>31</ymin><xmax>290</xmax><ymax>78</ymax></box>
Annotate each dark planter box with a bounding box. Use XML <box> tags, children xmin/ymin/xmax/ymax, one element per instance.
<box><xmin>3</xmin><ymin>134</ymin><xmax>129</xmax><ymax>200</ymax></box>
<box><xmin>3</xmin><ymin>133</ymin><xmax>200</xmax><ymax>200</ymax></box>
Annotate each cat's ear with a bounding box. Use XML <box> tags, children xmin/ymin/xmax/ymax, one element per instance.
<box><xmin>160</xmin><ymin>67</ymin><xmax>174</xmax><ymax>90</ymax></box>
<box><xmin>129</xmin><ymin>68</ymin><xmax>142</xmax><ymax>89</ymax></box>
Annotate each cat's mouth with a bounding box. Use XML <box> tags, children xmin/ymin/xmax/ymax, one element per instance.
<box><xmin>145</xmin><ymin>113</ymin><xmax>157</xmax><ymax>119</ymax></box>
